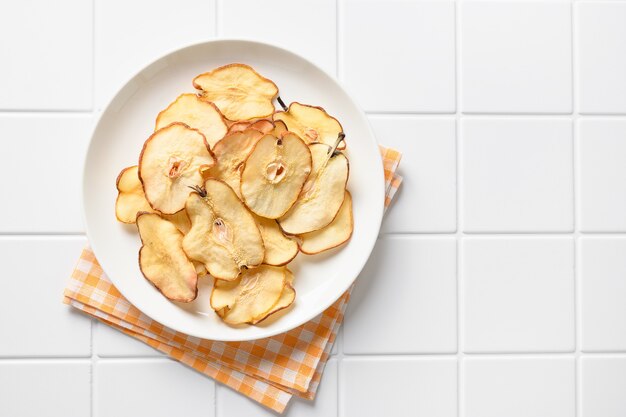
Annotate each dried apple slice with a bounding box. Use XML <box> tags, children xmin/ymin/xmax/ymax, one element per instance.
<box><xmin>241</xmin><ymin>133</ymin><xmax>312</xmax><ymax>219</ymax></box>
<box><xmin>139</xmin><ymin>123</ymin><xmax>215</xmax><ymax>214</ymax></box>
<box><xmin>115</xmin><ymin>166</ymin><xmax>154</xmax><ymax>223</ymax></box>
<box><xmin>155</xmin><ymin>94</ymin><xmax>228</xmax><ymax>148</ymax></box>
<box><xmin>136</xmin><ymin>212</ymin><xmax>198</xmax><ymax>302</ymax></box>
<box><xmin>274</xmin><ymin>102</ymin><xmax>344</xmax><ymax>148</ymax></box>
<box><xmin>254</xmin><ymin>215</ymin><xmax>298</xmax><ymax>266</ymax></box>
<box><xmin>193</xmin><ymin>64</ymin><xmax>278</xmax><ymax>121</ymax></box>
<box><xmin>210</xmin><ymin>265</ymin><xmax>286</xmax><ymax>325</ymax></box>
<box><xmin>299</xmin><ymin>191</ymin><xmax>353</xmax><ymax>254</ymax></box>
<box><xmin>278</xmin><ymin>143</ymin><xmax>349</xmax><ymax>234</ymax></box>
<box><xmin>205</xmin><ymin>129</ymin><xmax>264</xmax><ymax>197</ymax></box>
<box><xmin>182</xmin><ymin>179</ymin><xmax>264</xmax><ymax>281</ymax></box>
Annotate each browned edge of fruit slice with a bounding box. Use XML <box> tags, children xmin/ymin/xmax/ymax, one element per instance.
<box><xmin>138</xmin><ymin>122</ymin><xmax>215</xmax><ymax>215</ymax></box>
<box><xmin>136</xmin><ymin>212</ymin><xmax>198</xmax><ymax>303</ymax></box>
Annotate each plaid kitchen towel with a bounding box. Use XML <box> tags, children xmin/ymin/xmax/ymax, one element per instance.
<box><xmin>63</xmin><ymin>146</ymin><xmax>402</xmax><ymax>414</ymax></box>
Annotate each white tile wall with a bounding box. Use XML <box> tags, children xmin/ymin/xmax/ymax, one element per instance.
<box><xmin>581</xmin><ymin>357</ymin><xmax>626</xmax><ymax>417</ymax></box>
<box><xmin>2</xmin><ymin>0</ymin><xmax>626</xmax><ymax>415</ymax></box>
<box><xmin>464</xmin><ymin>357</ymin><xmax>575</xmax><ymax>417</ymax></box>
<box><xmin>220</xmin><ymin>0</ymin><xmax>337</xmax><ymax>76</ymax></box>
<box><xmin>0</xmin><ymin>361</ymin><xmax>91</xmax><ymax>417</ymax></box>
<box><xmin>580</xmin><ymin>237</ymin><xmax>626</xmax><ymax>352</ymax></box>
<box><xmin>344</xmin><ymin>237</ymin><xmax>457</xmax><ymax>354</ymax></box>
<box><xmin>462</xmin><ymin>237</ymin><xmax>575</xmax><ymax>353</ymax></box>
<box><xmin>342</xmin><ymin>0</ymin><xmax>456</xmax><ymax>113</ymax></box>
<box><xmin>0</xmin><ymin>237</ymin><xmax>91</xmax><ymax>357</ymax></box>
<box><xmin>341</xmin><ymin>358</ymin><xmax>457</xmax><ymax>417</ymax></box>
<box><xmin>578</xmin><ymin>119</ymin><xmax>626</xmax><ymax>231</ymax></box>
<box><xmin>95</xmin><ymin>0</ymin><xmax>215</xmax><ymax>109</ymax></box>
<box><xmin>0</xmin><ymin>0</ymin><xmax>93</xmax><ymax>110</ymax></box>
<box><xmin>577</xmin><ymin>2</ymin><xmax>626</xmax><ymax>114</ymax></box>
<box><xmin>462</xmin><ymin>118</ymin><xmax>573</xmax><ymax>233</ymax></box>
<box><xmin>96</xmin><ymin>359</ymin><xmax>215</xmax><ymax>417</ymax></box>
<box><xmin>0</xmin><ymin>115</ymin><xmax>93</xmax><ymax>233</ymax></box>
<box><xmin>370</xmin><ymin>117</ymin><xmax>457</xmax><ymax>233</ymax></box>
<box><xmin>461</xmin><ymin>0</ymin><xmax>572</xmax><ymax>113</ymax></box>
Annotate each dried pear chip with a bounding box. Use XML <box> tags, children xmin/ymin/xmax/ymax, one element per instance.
<box><xmin>278</xmin><ymin>143</ymin><xmax>349</xmax><ymax>234</ymax></box>
<box><xmin>182</xmin><ymin>179</ymin><xmax>264</xmax><ymax>280</ymax></box>
<box><xmin>116</xmin><ymin>166</ymin><xmax>193</xmax><ymax>232</ymax></box>
<box><xmin>274</xmin><ymin>102</ymin><xmax>344</xmax><ymax>148</ymax></box>
<box><xmin>194</xmin><ymin>261</ymin><xmax>208</xmax><ymax>277</ymax></box>
<box><xmin>210</xmin><ymin>265</ymin><xmax>286</xmax><ymax>325</ymax></box>
<box><xmin>299</xmin><ymin>191</ymin><xmax>353</xmax><ymax>254</ymax></box>
<box><xmin>227</xmin><ymin>119</ymin><xmax>274</xmax><ymax>135</ymax></box>
<box><xmin>241</xmin><ymin>133</ymin><xmax>312</xmax><ymax>219</ymax></box>
<box><xmin>258</xmin><ymin>268</ymin><xmax>296</xmax><ymax>322</ymax></box>
<box><xmin>155</xmin><ymin>94</ymin><xmax>228</xmax><ymax>148</ymax></box>
<box><xmin>139</xmin><ymin>123</ymin><xmax>215</xmax><ymax>214</ymax></box>
<box><xmin>204</xmin><ymin>129</ymin><xmax>264</xmax><ymax>197</ymax></box>
<box><xmin>115</xmin><ymin>166</ymin><xmax>154</xmax><ymax>223</ymax></box>
<box><xmin>254</xmin><ymin>215</ymin><xmax>298</xmax><ymax>266</ymax></box>
<box><xmin>162</xmin><ymin>210</ymin><xmax>191</xmax><ymax>234</ymax></box>
<box><xmin>271</xmin><ymin>119</ymin><xmax>288</xmax><ymax>138</ymax></box>
<box><xmin>193</xmin><ymin>64</ymin><xmax>278</xmax><ymax>121</ymax></box>
<box><xmin>137</xmin><ymin>212</ymin><xmax>198</xmax><ymax>302</ymax></box>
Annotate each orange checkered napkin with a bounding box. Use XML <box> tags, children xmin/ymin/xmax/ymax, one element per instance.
<box><xmin>63</xmin><ymin>146</ymin><xmax>402</xmax><ymax>414</ymax></box>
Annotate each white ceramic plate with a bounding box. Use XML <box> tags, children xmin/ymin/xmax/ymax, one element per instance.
<box><xmin>83</xmin><ymin>39</ymin><xmax>384</xmax><ymax>341</ymax></box>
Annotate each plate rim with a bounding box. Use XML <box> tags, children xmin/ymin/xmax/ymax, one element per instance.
<box><xmin>82</xmin><ymin>38</ymin><xmax>385</xmax><ymax>341</ymax></box>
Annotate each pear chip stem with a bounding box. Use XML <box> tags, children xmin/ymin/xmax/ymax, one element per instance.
<box><xmin>328</xmin><ymin>132</ymin><xmax>345</xmax><ymax>157</ymax></box>
<box><xmin>188</xmin><ymin>184</ymin><xmax>207</xmax><ymax>198</ymax></box>
<box><xmin>277</xmin><ymin>96</ymin><xmax>288</xmax><ymax>111</ymax></box>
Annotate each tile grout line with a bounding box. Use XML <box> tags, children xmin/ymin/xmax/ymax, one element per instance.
<box><xmin>572</xmin><ymin>3</ymin><xmax>583</xmax><ymax>417</ymax></box>
<box><xmin>91</xmin><ymin>321</ymin><xmax>97</xmax><ymax>417</ymax></box>
<box><xmin>455</xmin><ymin>2</ymin><xmax>465</xmax><ymax>417</ymax></box>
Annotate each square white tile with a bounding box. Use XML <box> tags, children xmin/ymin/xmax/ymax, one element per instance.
<box><xmin>464</xmin><ymin>357</ymin><xmax>575</xmax><ymax>417</ymax></box>
<box><xmin>96</xmin><ymin>0</ymin><xmax>214</xmax><ymax>109</ymax></box>
<box><xmin>370</xmin><ymin>117</ymin><xmax>456</xmax><ymax>233</ymax></box>
<box><xmin>0</xmin><ymin>115</ymin><xmax>92</xmax><ymax>233</ymax></box>
<box><xmin>342</xmin><ymin>0</ymin><xmax>455</xmax><ymax>112</ymax></box>
<box><xmin>578</xmin><ymin>119</ymin><xmax>626</xmax><ymax>232</ymax></box>
<box><xmin>581</xmin><ymin>357</ymin><xmax>626</xmax><ymax>417</ymax></box>
<box><xmin>217</xmin><ymin>359</ymin><xmax>337</xmax><ymax>417</ymax></box>
<box><xmin>462</xmin><ymin>118</ymin><xmax>573</xmax><ymax>232</ymax></box>
<box><xmin>577</xmin><ymin>2</ymin><xmax>626</xmax><ymax>114</ymax></box>
<box><xmin>461</xmin><ymin>0</ymin><xmax>572</xmax><ymax>113</ymax></box>
<box><xmin>344</xmin><ymin>237</ymin><xmax>457</xmax><ymax>354</ymax></box>
<box><xmin>341</xmin><ymin>358</ymin><xmax>457</xmax><ymax>417</ymax></box>
<box><xmin>96</xmin><ymin>359</ymin><xmax>215</xmax><ymax>417</ymax></box>
<box><xmin>220</xmin><ymin>0</ymin><xmax>336</xmax><ymax>76</ymax></box>
<box><xmin>95</xmin><ymin>322</ymin><xmax>163</xmax><ymax>357</ymax></box>
<box><xmin>580</xmin><ymin>237</ymin><xmax>626</xmax><ymax>352</ymax></box>
<box><xmin>0</xmin><ymin>237</ymin><xmax>91</xmax><ymax>357</ymax></box>
<box><xmin>0</xmin><ymin>361</ymin><xmax>90</xmax><ymax>417</ymax></box>
<box><xmin>0</xmin><ymin>0</ymin><xmax>92</xmax><ymax>110</ymax></box>
<box><xmin>462</xmin><ymin>237</ymin><xmax>575</xmax><ymax>353</ymax></box>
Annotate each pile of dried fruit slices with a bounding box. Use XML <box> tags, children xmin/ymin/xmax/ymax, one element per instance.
<box><xmin>115</xmin><ymin>64</ymin><xmax>352</xmax><ymax>325</ymax></box>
